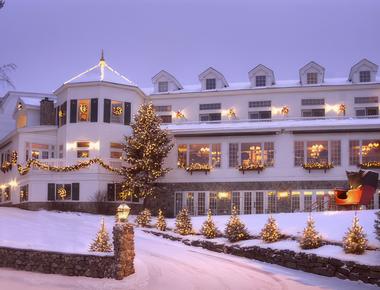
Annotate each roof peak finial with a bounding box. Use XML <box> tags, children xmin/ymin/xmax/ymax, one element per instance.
<box><xmin>100</xmin><ymin>49</ymin><xmax>105</xmax><ymax>62</ymax></box>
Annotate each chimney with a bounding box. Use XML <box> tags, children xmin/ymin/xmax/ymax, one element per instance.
<box><xmin>40</xmin><ymin>98</ymin><xmax>56</xmax><ymax>125</ymax></box>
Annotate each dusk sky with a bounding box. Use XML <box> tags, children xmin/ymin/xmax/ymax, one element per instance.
<box><xmin>0</xmin><ymin>0</ymin><xmax>379</xmax><ymax>95</ymax></box>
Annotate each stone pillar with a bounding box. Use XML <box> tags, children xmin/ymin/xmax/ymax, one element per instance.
<box><xmin>40</xmin><ymin>98</ymin><xmax>56</xmax><ymax>125</ymax></box>
<box><xmin>113</xmin><ymin>223</ymin><xmax>135</xmax><ymax>280</ymax></box>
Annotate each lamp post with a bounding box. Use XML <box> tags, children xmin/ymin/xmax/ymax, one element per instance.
<box><xmin>116</xmin><ymin>203</ymin><xmax>130</xmax><ymax>223</ymax></box>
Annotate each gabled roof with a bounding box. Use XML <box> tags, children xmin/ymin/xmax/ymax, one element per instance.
<box><xmin>299</xmin><ymin>61</ymin><xmax>325</xmax><ymax>82</ymax></box>
<box><xmin>152</xmin><ymin>70</ymin><xmax>183</xmax><ymax>90</ymax></box>
<box><xmin>349</xmin><ymin>58</ymin><xmax>378</xmax><ymax>81</ymax></box>
<box><xmin>64</xmin><ymin>51</ymin><xmax>136</xmax><ymax>87</ymax></box>
<box><xmin>248</xmin><ymin>64</ymin><xmax>275</xmax><ymax>84</ymax></box>
<box><xmin>198</xmin><ymin>67</ymin><xmax>229</xmax><ymax>87</ymax></box>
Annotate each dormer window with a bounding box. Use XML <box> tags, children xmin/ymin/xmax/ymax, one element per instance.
<box><xmin>306</xmin><ymin>72</ymin><xmax>318</xmax><ymax>84</ymax></box>
<box><xmin>255</xmin><ymin>75</ymin><xmax>266</xmax><ymax>87</ymax></box>
<box><xmin>359</xmin><ymin>71</ymin><xmax>371</xmax><ymax>83</ymax></box>
<box><xmin>158</xmin><ymin>81</ymin><xmax>169</xmax><ymax>92</ymax></box>
<box><xmin>206</xmin><ymin>78</ymin><xmax>216</xmax><ymax>90</ymax></box>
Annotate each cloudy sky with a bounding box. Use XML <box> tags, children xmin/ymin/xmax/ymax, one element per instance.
<box><xmin>0</xmin><ymin>0</ymin><xmax>379</xmax><ymax>95</ymax></box>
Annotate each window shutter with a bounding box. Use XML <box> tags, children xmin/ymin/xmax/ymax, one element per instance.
<box><xmin>124</xmin><ymin>102</ymin><xmax>131</xmax><ymax>125</ymax></box>
<box><xmin>104</xmin><ymin>99</ymin><xmax>111</xmax><ymax>123</ymax></box>
<box><xmin>56</xmin><ymin>106</ymin><xmax>60</xmax><ymax>128</ymax></box>
<box><xmin>107</xmin><ymin>183</ymin><xmax>115</xmax><ymax>201</ymax></box>
<box><xmin>70</xmin><ymin>100</ymin><xmax>77</xmax><ymax>123</ymax></box>
<box><xmin>62</xmin><ymin>102</ymin><xmax>67</xmax><ymax>126</ymax></box>
<box><xmin>72</xmin><ymin>183</ymin><xmax>80</xmax><ymax>201</ymax></box>
<box><xmin>48</xmin><ymin>183</ymin><xmax>55</xmax><ymax>201</ymax></box>
<box><xmin>90</xmin><ymin>98</ymin><xmax>98</xmax><ymax>122</ymax></box>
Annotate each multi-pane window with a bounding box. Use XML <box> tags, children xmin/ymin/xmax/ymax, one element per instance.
<box><xmin>294</xmin><ymin>141</ymin><xmax>305</xmax><ymax>166</ymax></box>
<box><xmin>241</xmin><ymin>142</ymin><xmax>274</xmax><ymax>167</ymax></box>
<box><xmin>362</xmin><ymin>140</ymin><xmax>380</xmax><ymax>163</ymax></box>
<box><xmin>267</xmin><ymin>192</ymin><xmax>277</xmax><ymax>213</ymax></box>
<box><xmin>189</xmin><ymin>144</ymin><xmax>209</xmax><ymax>166</ymax></box>
<box><xmin>304</xmin><ymin>192</ymin><xmax>312</xmax><ymax>211</ymax></box>
<box><xmin>306</xmin><ymin>72</ymin><xmax>318</xmax><ymax>84</ymax></box>
<box><xmin>177</xmin><ymin>145</ymin><xmax>187</xmax><ymax>168</ymax></box>
<box><xmin>255</xmin><ymin>75</ymin><xmax>266</xmax><ymax>87</ymax></box>
<box><xmin>301</xmin><ymin>109</ymin><xmax>325</xmax><ymax>118</ymax></box>
<box><xmin>301</xmin><ymin>98</ymin><xmax>325</xmax><ymax>106</ymax></box>
<box><xmin>243</xmin><ymin>192</ymin><xmax>252</xmax><ymax>214</ymax></box>
<box><xmin>209</xmin><ymin>192</ymin><xmax>217</xmax><ymax>214</ymax></box>
<box><xmin>355</xmin><ymin>107</ymin><xmax>379</xmax><ymax>117</ymax></box>
<box><xmin>349</xmin><ymin>140</ymin><xmax>360</xmax><ymax>165</ymax></box>
<box><xmin>255</xmin><ymin>192</ymin><xmax>264</xmax><ymax>214</ymax></box>
<box><xmin>78</xmin><ymin>99</ymin><xmax>91</xmax><ymax>122</ymax></box>
<box><xmin>110</xmin><ymin>142</ymin><xmax>123</xmax><ymax>159</ymax></box>
<box><xmin>359</xmin><ymin>71</ymin><xmax>371</xmax><ymax>83</ymax></box>
<box><xmin>263</xmin><ymin>142</ymin><xmax>275</xmax><ymax>167</ymax></box>
<box><xmin>316</xmin><ymin>192</ymin><xmax>325</xmax><ymax>211</ymax></box>
<box><xmin>331</xmin><ymin>140</ymin><xmax>341</xmax><ymax>165</ymax></box>
<box><xmin>107</xmin><ymin>183</ymin><xmax>139</xmax><ymax>202</ymax></box>
<box><xmin>232</xmin><ymin>192</ymin><xmax>240</xmax><ymax>213</ymax></box>
<box><xmin>175</xmin><ymin>192</ymin><xmax>183</xmax><ymax>215</ymax></box>
<box><xmin>111</xmin><ymin>101</ymin><xmax>123</xmax><ymax>124</ymax></box>
<box><xmin>229</xmin><ymin>143</ymin><xmax>239</xmax><ymax>167</ymax></box>
<box><xmin>154</xmin><ymin>105</ymin><xmax>172</xmax><ymax>112</ymax></box>
<box><xmin>206</xmin><ymin>78</ymin><xmax>216</xmax><ymax>90</ymax></box>
<box><xmin>159</xmin><ymin>115</ymin><xmax>172</xmax><ymax>123</ymax></box>
<box><xmin>3</xmin><ymin>186</ymin><xmax>10</xmax><ymax>202</ymax></box>
<box><xmin>249</xmin><ymin>100</ymin><xmax>271</xmax><ymax>108</ymax></box>
<box><xmin>354</xmin><ymin>96</ymin><xmax>378</xmax><ymax>104</ymax></box>
<box><xmin>199</xmin><ymin>113</ymin><xmax>221</xmax><ymax>122</ymax></box>
<box><xmin>59</xmin><ymin>145</ymin><xmax>64</xmax><ymax>159</ymax></box>
<box><xmin>291</xmin><ymin>192</ymin><xmax>300</xmax><ymax>212</ymax></box>
<box><xmin>307</xmin><ymin>141</ymin><xmax>328</xmax><ymax>164</ymax></box>
<box><xmin>199</xmin><ymin>103</ymin><xmax>221</xmax><ymax>110</ymax></box>
<box><xmin>211</xmin><ymin>144</ymin><xmax>221</xmax><ymax>168</ymax></box>
<box><xmin>198</xmin><ymin>192</ymin><xmax>206</xmax><ymax>215</ymax></box>
<box><xmin>187</xmin><ymin>192</ymin><xmax>194</xmax><ymax>215</ymax></box>
<box><xmin>249</xmin><ymin>111</ymin><xmax>271</xmax><ymax>120</ymax></box>
<box><xmin>158</xmin><ymin>81</ymin><xmax>169</xmax><ymax>92</ymax></box>
<box><xmin>77</xmin><ymin>141</ymin><xmax>90</xmax><ymax>158</ymax></box>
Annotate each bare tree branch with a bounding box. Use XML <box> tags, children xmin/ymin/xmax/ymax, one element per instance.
<box><xmin>0</xmin><ymin>1</ymin><xmax>5</xmax><ymax>10</ymax></box>
<box><xmin>0</xmin><ymin>64</ymin><xmax>16</xmax><ymax>89</ymax></box>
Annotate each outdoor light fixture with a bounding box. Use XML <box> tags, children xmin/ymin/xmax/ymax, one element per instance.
<box><xmin>117</xmin><ymin>203</ymin><xmax>130</xmax><ymax>222</ymax></box>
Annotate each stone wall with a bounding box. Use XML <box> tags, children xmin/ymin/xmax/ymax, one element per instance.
<box><xmin>146</xmin><ymin>230</ymin><xmax>380</xmax><ymax>286</ymax></box>
<box><xmin>0</xmin><ymin>222</ymin><xmax>135</xmax><ymax>280</ymax></box>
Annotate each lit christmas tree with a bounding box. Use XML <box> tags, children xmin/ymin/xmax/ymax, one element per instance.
<box><xmin>299</xmin><ymin>215</ymin><xmax>322</xmax><ymax>249</ymax></box>
<box><xmin>135</xmin><ymin>208</ymin><xmax>152</xmax><ymax>227</ymax></box>
<box><xmin>225</xmin><ymin>206</ymin><xmax>249</xmax><ymax>242</ymax></box>
<box><xmin>121</xmin><ymin>102</ymin><xmax>173</xmax><ymax>199</ymax></box>
<box><xmin>200</xmin><ymin>209</ymin><xmax>219</xmax><ymax>239</ymax></box>
<box><xmin>261</xmin><ymin>216</ymin><xmax>281</xmax><ymax>243</ymax></box>
<box><xmin>156</xmin><ymin>209</ymin><xmax>167</xmax><ymax>231</ymax></box>
<box><xmin>375</xmin><ymin>211</ymin><xmax>380</xmax><ymax>242</ymax></box>
<box><xmin>175</xmin><ymin>208</ymin><xmax>193</xmax><ymax>235</ymax></box>
<box><xmin>89</xmin><ymin>218</ymin><xmax>113</xmax><ymax>252</ymax></box>
<box><xmin>343</xmin><ymin>214</ymin><xmax>368</xmax><ymax>254</ymax></box>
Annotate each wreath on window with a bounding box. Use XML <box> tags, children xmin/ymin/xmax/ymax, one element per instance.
<box><xmin>79</xmin><ymin>104</ymin><xmax>88</xmax><ymax>114</ymax></box>
<box><xmin>57</xmin><ymin>187</ymin><xmax>67</xmax><ymax>199</ymax></box>
<box><xmin>58</xmin><ymin>110</ymin><xmax>65</xmax><ymax>118</ymax></box>
<box><xmin>112</xmin><ymin>106</ymin><xmax>123</xmax><ymax>116</ymax></box>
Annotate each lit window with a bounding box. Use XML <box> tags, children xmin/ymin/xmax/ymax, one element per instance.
<box><xmin>158</xmin><ymin>81</ymin><xmax>169</xmax><ymax>92</ymax></box>
<box><xmin>241</xmin><ymin>143</ymin><xmax>262</xmax><ymax>166</ymax></box>
<box><xmin>177</xmin><ymin>145</ymin><xmax>187</xmax><ymax>168</ymax></box>
<box><xmin>78</xmin><ymin>99</ymin><xmax>90</xmax><ymax>122</ymax></box>
<box><xmin>255</xmin><ymin>75</ymin><xmax>266</xmax><ymax>87</ymax></box>
<box><xmin>189</xmin><ymin>144</ymin><xmax>209</xmax><ymax>166</ymax></box>
<box><xmin>111</xmin><ymin>101</ymin><xmax>123</xmax><ymax>124</ymax></box>
<box><xmin>77</xmin><ymin>141</ymin><xmax>90</xmax><ymax>158</ymax></box>
<box><xmin>307</xmin><ymin>141</ymin><xmax>328</xmax><ymax>164</ymax></box>
<box><xmin>31</xmin><ymin>150</ymin><xmax>40</xmax><ymax>159</ymax></box>
<box><xmin>110</xmin><ymin>142</ymin><xmax>123</xmax><ymax>159</ymax></box>
<box><xmin>20</xmin><ymin>185</ymin><xmax>28</xmax><ymax>203</ymax></box>
<box><xmin>205</xmin><ymin>78</ymin><xmax>216</xmax><ymax>90</ymax></box>
<box><xmin>211</xmin><ymin>144</ymin><xmax>221</xmax><ymax>168</ymax></box>
<box><xmin>361</xmin><ymin>140</ymin><xmax>380</xmax><ymax>163</ymax></box>
<box><xmin>359</xmin><ymin>71</ymin><xmax>371</xmax><ymax>82</ymax></box>
<box><xmin>306</xmin><ymin>72</ymin><xmax>318</xmax><ymax>84</ymax></box>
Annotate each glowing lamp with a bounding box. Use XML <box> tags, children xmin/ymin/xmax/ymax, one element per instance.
<box><xmin>117</xmin><ymin>203</ymin><xmax>130</xmax><ymax>223</ymax></box>
<box><xmin>217</xmin><ymin>192</ymin><xmax>230</xmax><ymax>199</ymax></box>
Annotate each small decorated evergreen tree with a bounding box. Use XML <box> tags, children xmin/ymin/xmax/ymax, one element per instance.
<box><xmin>135</xmin><ymin>208</ymin><xmax>152</xmax><ymax>227</ymax></box>
<box><xmin>156</xmin><ymin>209</ymin><xmax>167</xmax><ymax>231</ymax></box>
<box><xmin>175</xmin><ymin>208</ymin><xmax>193</xmax><ymax>235</ymax></box>
<box><xmin>200</xmin><ymin>209</ymin><xmax>219</xmax><ymax>239</ymax></box>
<box><xmin>89</xmin><ymin>218</ymin><xmax>113</xmax><ymax>252</ymax></box>
<box><xmin>375</xmin><ymin>211</ymin><xmax>380</xmax><ymax>242</ymax></box>
<box><xmin>299</xmin><ymin>215</ymin><xmax>322</xmax><ymax>249</ymax></box>
<box><xmin>261</xmin><ymin>216</ymin><xmax>281</xmax><ymax>243</ymax></box>
<box><xmin>225</xmin><ymin>206</ymin><xmax>249</xmax><ymax>242</ymax></box>
<box><xmin>343</xmin><ymin>214</ymin><xmax>368</xmax><ymax>254</ymax></box>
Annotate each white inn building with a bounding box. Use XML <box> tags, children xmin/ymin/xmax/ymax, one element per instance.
<box><xmin>0</xmin><ymin>55</ymin><xmax>380</xmax><ymax>216</ymax></box>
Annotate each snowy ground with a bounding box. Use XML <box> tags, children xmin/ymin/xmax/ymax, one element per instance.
<box><xmin>164</xmin><ymin>210</ymin><xmax>380</xmax><ymax>248</ymax></box>
<box><xmin>0</xmin><ymin>208</ymin><xmax>379</xmax><ymax>290</ymax></box>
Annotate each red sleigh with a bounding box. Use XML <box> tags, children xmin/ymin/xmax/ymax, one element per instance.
<box><xmin>334</xmin><ymin>170</ymin><xmax>378</xmax><ymax>206</ymax></box>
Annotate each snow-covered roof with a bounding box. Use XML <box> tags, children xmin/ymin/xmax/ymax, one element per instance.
<box><xmin>64</xmin><ymin>51</ymin><xmax>136</xmax><ymax>87</ymax></box>
<box><xmin>144</xmin><ymin>76</ymin><xmax>380</xmax><ymax>96</ymax></box>
<box><xmin>163</xmin><ymin>117</ymin><xmax>380</xmax><ymax>134</ymax></box>
<box><xmin>19</xmin><ymin>96</ymin><xmax>43</xmax><ymax>107</ymax></box>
